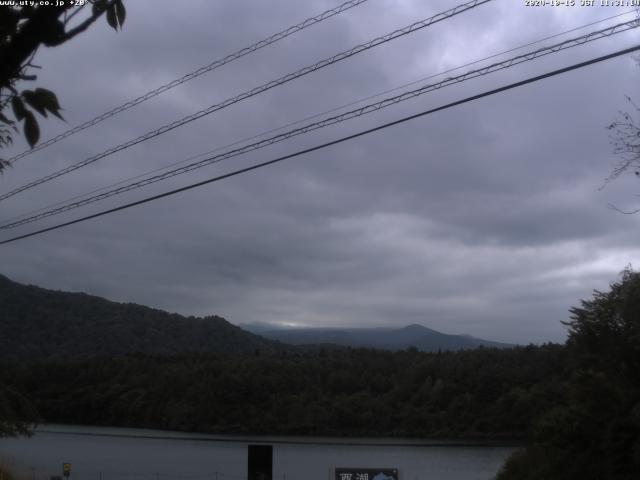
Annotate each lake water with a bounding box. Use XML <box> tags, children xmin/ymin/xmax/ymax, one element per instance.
<box><xmin>0</xmin><ymin>425</ymin><xmax>517</xmax><ymax>480</ymax></box>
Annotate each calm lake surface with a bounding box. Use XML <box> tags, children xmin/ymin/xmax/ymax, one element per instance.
<box><xmin>0</xmin><ymin>425</ymin><xmax>517</xmax><ymax>480</ymax></box>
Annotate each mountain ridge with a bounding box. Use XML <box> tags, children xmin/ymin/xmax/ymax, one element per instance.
<box><xmin>0</xmin><ymin>275</ymin><xmax>284</xmax><ymax>361</ymax></box>
<box><xmin>242</xmin><ymin>322</ymin><xmax>513</xmax><ymax>352</ymax></box>
<box><xmin>1</xmin><ymin>274</ymin><xmax>512</xmax><ymax>361</ymax></box>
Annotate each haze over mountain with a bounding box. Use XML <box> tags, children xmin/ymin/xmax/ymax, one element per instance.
<box><xmin>0</xmin><ymin>274</ymin><xmax>283</xmax><ymax>361</ymax></box>
<box><xmin>0</xmin><ymin>274</ymin><xmax>512</xmax><ymax>362</ymax></box>
<box><xmin>242</xmin><ymin>323</ymin><xmax>513</xmax><ymax>351</ymax></box>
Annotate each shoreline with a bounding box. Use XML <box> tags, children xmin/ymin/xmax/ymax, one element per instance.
<box><xmin>32</xmin><ymin>424</ymin><xmax>525</xmax><ymax>447</ymax></box>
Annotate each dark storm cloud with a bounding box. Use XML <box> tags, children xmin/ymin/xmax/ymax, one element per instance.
<box><xmin>2</xmin><ymin>0</ymin><xmax>640</xmax><ymax>344</ymax></box>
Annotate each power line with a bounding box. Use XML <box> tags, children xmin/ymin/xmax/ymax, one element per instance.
<box><xmin>5</xmin><ymin>8</ymin><xmax>634</xmax><ymax>227</ymax></box>
<box><xmin>0</xmin><ymin>0</ymin><xmax>492</xmax><ymax>203</ymax></box>
<box><xmin>6</xmin><ymin>0</ymin><xmax>372</xmax><ymax>164</ymax></box>
<box><xmin>3</xmin><ymin>18</ymin><xmax>637</xmax><ymax>231</ymax></box>
<box><xmin>4</xmin><ymin>18</ymin><xmax>635</xmax><ymax>229</ymax></box>
<box><xmin>2</xmin><ymin>43</ymin><xmax>638</xmax><ymax>246</ymax></box>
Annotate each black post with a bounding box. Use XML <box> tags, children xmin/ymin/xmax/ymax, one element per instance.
<box><xmin>248</xmin><ymin>445</ymin><xmax>273</xmax><ymax>480</ymax></box>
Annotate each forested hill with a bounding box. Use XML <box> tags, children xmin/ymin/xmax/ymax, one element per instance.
<box><xmin>3</xmin><ymin>271</ymin><xmax>639</xmax><ymax>479</ymax></box>
<box><xmin>0</xmin><ymin>274</ymin><xmax>283</xmax><ymax>361</ymax></box>
<box><xmin>0</xmin><ymin>345</ymin><xmax>567</xmax><ymax>439</ymax></box>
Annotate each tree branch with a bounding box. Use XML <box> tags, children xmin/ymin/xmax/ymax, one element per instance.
<box><xmin>63</xmin><ymin>5</ymin><xmax>85</xmax><ymax>27</ymax></box>
<box><xmin>49</xmin><ymin>1</ymin><xmax>115</xmax><ymax>46</ymax></box>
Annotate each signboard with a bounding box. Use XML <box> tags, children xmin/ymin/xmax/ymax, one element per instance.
<box><xmin>62</xmin><ymin>463</ymin><xmax>71</xmax><ymax>478</ymax></box>
<box><xmin>335</xmin><ymin>468</ymin><xmax>398</xmax><ymax>480</ymax></box>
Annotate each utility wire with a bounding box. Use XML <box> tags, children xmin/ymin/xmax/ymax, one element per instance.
<box><xmin>2</xmin><ymin>43</ymin><xmax>638</xmax><ymax>246</ymax></box>
<box><xmin>2</xmin><ymin>19</ymin><xmax>637</xmax><ymax>231</ymax></box>
<box><xmin>0</xmin><ymin>0</ymin><xmax>492</xmax><ymax>203</ymax></box>
<box><xmin>5</xmin><ymin>8</ymin><xmax>634</xmax><ymax>227</ymax></box>
<box><xmin>6</xmin><ymin>0</ymin><xmax>372</xmax><ymax>164</ymax></box>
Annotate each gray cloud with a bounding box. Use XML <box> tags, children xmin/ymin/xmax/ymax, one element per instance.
<box><xmin>2</xmin><ymin>0</ymin><xmax>640</xmax><ymax>344</ymax></box>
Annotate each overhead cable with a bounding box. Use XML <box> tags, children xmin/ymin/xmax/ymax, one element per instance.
<box><xmin>2</xmin><ymin>43</ymin><xmax>639</xmax><ymax>246</ymax></box>
<box><xmin>2</xmin><ymin>18</ymin><xmax>637</xmax><ymax>231</ymax></box>
<box><xmin>0</xmin><ymin>0</ymin><xmax>492</xmax><ymax>203</ymax></box>
<box><xmin>5</xmin><ymin>7</ymin><xmax>633</xmax><ymax>227</ymax></box>
<box><xmin>6</xmin><ymin>0</ymin><xmax>372</xmax><ymax>164</ymax></box>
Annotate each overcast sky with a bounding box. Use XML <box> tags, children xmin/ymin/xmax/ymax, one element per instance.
<box><xmin>2</xmin><ymin>0</ymin><xmax>640</xmax><ymax>343</ymax></box>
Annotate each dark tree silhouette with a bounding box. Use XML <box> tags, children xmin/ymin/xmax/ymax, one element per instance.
<box><xmin>498</xmin><ymin>268</ymin><xmax>640</xmax><ymax>480</ymax></box>
<box><xmin>0</xmin><ymin>0</ymin><xmax>125</xmax><ymax>437</ymax></box>
<box><xmin>604</xmin><ymin>56</ymin><xmax>640</xmax><ymax>214</ymax></box>
<box><xmin>0</xmin><ymin>0</ymin><xmax>125</xmax><ymax>171</ymax></box>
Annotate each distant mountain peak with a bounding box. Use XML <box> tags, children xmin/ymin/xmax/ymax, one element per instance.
<box><xmin>402</xmin><ymin>324</ymin><xmax>432</xmax><ymax>332</ymax></box>
<box><xmin>246</xmin><ymin>323</ymin><xmax>514</xmax><ymax>352</ymax></box>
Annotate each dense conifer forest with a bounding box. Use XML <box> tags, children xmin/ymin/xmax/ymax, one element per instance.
<box><xmin>0</xmin><ymin>344</ymin><xmax>564</xmax><ymax>438</ymax></box>
<box><xmin>1</xmin><ymin>270</ymin><xmax>639</xmax><ymax>479</ymax></box>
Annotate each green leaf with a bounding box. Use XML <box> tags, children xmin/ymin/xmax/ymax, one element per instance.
<box><xmin>23</xmin><ymin>111</ymin><xmax>40</xmax><ymax>148</ymax></box>
<box><xmin>115</xmin><ymin>0</ymin><xmax>126</xmax><ymax>28</ymax></box>
<box><xmin>11</xmin><ymin>96</ymin><xmax>27</xmax><ymax>121</ymax></box>
<box><xmin>34</xmin><ymin>88</ymin><xmax>64</xmax><ymax>120</ymax></box>
<box><xmin>106</xmin><ymin>3</ymin><xmax>118</xmax><ymax>30</ymax></box>
<box><xmin>92</xmin><ymin>0</ymin><xmax>108</xmax><ymax>16</ymax></box>
<box><xmin>21</xmin><ymin>89</ymin><xmax>64</xmax><ymax>120</ymax></box>
<box><xmin>22</xmin><ymin>90</ymin><xmax>48</xmax><ymax>117</ymax></box>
